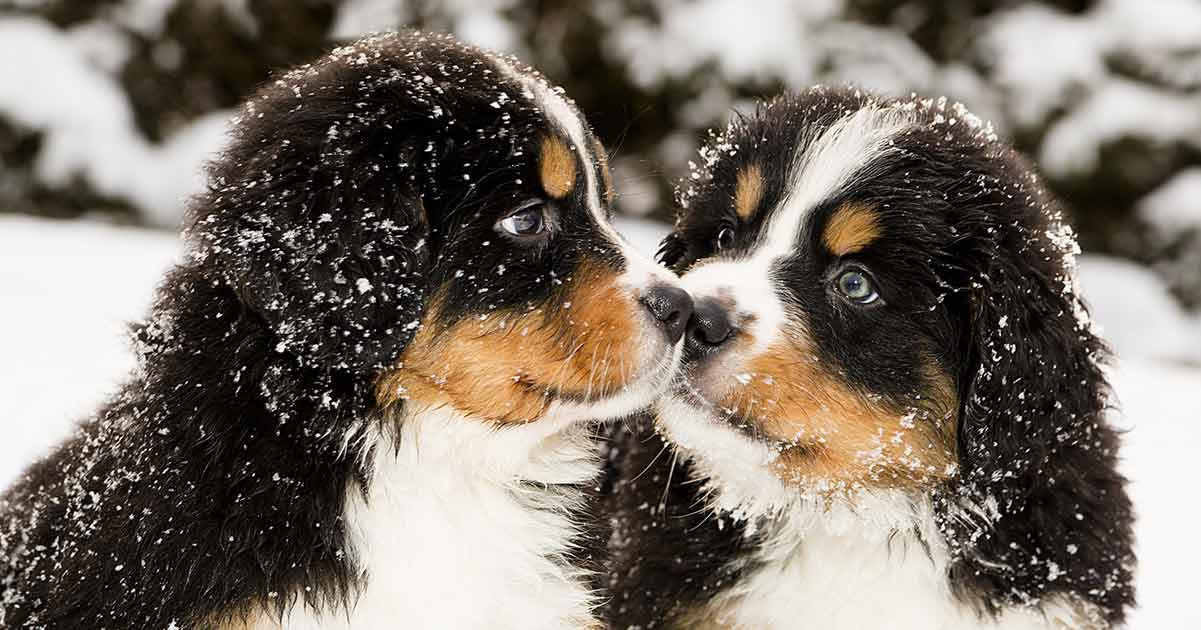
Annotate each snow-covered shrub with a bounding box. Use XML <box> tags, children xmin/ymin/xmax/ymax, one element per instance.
<box><xmin>1</xmin><ymin>0</ymin><xmax>1198</xmax><ymax>305</ymax></box>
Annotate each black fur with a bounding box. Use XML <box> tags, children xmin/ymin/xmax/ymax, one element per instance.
<box><xmin>603</xmin><ymin>88</ymin><xmax>1135</xmax><ymax>627</ymax></box>
<box><xmin>0</xmin><ymin>31</ymin><xmax>616</xmax><ymax>629</ymax></box>
<box><xmin>601</xmin><ymin>414</ymin><xmax>759</xmax><ymax>627</ymax></box>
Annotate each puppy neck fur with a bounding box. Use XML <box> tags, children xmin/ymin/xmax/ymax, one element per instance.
<box><xmin>281</xmin><ymin>406</ymin><xmax>603</xmax><ymax>630</ymax></box>
<box><xmin>687</xmin><ymin>489</ymin><xmax>1102</xmax><ymax>630</ymax></box>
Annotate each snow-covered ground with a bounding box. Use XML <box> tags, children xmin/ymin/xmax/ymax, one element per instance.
<box><xmin>1</xmin><ymin>215</ymin><xmax>1197</xmax><ymax>627</ymax></box>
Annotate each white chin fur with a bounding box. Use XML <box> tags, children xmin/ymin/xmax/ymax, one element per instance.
<box><xmin>699</xmin><ymin>493</ymin><xmax>1096</xmax><ymax>630</ymax></box>
<box><xmin>655</xmin><ymin>399</ymin><xmax>1102</xmax><ymax>630</ymax></box>
<box><xmin>654</xmin><ymin>393</ymin><xmax>798</xmax><ymax>520</ymax></box>
<box><xmin>548</xmin><ymin>334</ymin><xmax>684</xmax><ymax>425</ymax></box>
<box><xmin>277</xmin><ymin>324</ymin><xmax>684</xmax><ymax>629</ymax></box>
<box><xmin>284</xmin><ymin>409</ymin><xmax>606</xmax><ymax>629</ymax></box>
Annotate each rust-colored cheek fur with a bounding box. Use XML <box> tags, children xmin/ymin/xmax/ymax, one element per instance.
<box><xmin>717</xmin><ymin>333</ymin><xmax>957</xmax><ymax>491</ymax></box>
<box><xmin>376</xmin><ymin>264</ymin><xmax>643</xmax><ymax>423</ymax></box>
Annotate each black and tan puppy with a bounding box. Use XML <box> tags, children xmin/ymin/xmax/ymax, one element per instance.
<box><xmin>603</xmin><ymin>87</ymin><xmax>1134</xmax><ymax>629</ymax></box>
<box><xmin>0</xmin><ymin>32</ymin><xmax>693</xmax><ymax>629</ymax></box>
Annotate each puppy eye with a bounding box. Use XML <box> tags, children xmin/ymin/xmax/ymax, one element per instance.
<box><xmin>834</xmin><ymin>269</ymin><xmax>880</xmax><ymax>305</ymax></box>
<box><xmin>715</xmin><ymin>226</ymin><xmax>736</xmax><ymax>251</ymax></box>
<box><xmin>497</xmin><ymin>202</ymin><xmax>547</xmax><ymax>237</ymax></box>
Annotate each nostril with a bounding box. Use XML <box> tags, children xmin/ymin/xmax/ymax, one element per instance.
<box><xmin>685</xmin><ymin>298</ymin><xmax>735</xmax><ymax>358</ymax></box>
<box><xmin>641</xmin><ymin>285</ymin><xmax>694</xmax><ymax>344</ymax></box>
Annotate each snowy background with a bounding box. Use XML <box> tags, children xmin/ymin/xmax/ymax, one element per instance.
<box><xmin>2</xmin><ymin>0</ymin><xmax>1200</xmax><ymax>303</ymax></box>
<box><xmin>0</xmin><ymin>0</ymin><xmax>1198</xmax><ymax>627</ymax></box>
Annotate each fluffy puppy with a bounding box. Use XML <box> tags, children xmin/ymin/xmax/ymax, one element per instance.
<box><xmin>603</xmin><ymin>87</ymin><xmax>1134</xmax><ymax>629</ymax></box>
<box><xmin>0</xmin><ymin>32</ymin><xmax>692</xmax><ymax>630</ymax></box>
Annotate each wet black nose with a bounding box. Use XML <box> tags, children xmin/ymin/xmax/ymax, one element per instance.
<box><xmin>685</xmin><ymin>298</ymin><xmax>735</xmax><ymax>360</ymax></box>
<box><xmin>641</xmin><ymin>285</ymin><xmax>694</xmax><ymax>344</ymax></box>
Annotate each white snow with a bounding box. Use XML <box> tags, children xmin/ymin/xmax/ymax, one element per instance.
<box><xmin>0</xmin><ymin>17</ymin><xmax>232</xmax><ymax>228</ymax></box>
<box><xmin>4</xmin><ymin>0</ymin><xmax>1196</xmax><ymax>240</ymax></box>
<box><xmin>983</xmin><ymin>0</ymin><xmax>1201</xmax><ymax>177</ymax></box>
<box><xmin>1106</xmin><ymin>358</ymin><xmax>1201</xmax><ymax>629</ymax></box>
<box><xmin>331</xmin><ymin>0</ymin><xmax>413</xmax><ymax>40</ymax></box>
<box><xmin>0</xmin><ymin>215</ymin><xmax>1197</xmax><ymax>627</ymax></box>
<box><xmin>981</xmin><ymin>4</ymin><xmax>1108</xmax><ymax>128</ymax></box>
<box><xmin>599</xmin><ymin>0</ymin><xmax>1201</xmax><ymax>216</ymax></box>
<box><xmin>1077</xmin><ymin>256</ymin><xmax>1201</xmax><ymax>363</ymax></box>
<box><xmin>0</xmin><ymin>216</ymin><xmax>179</xmax><ymax>485</ymax></box>
<box><xmin>1039</xmin><ymin>79</ymin><xmax>1201</xmax><ymax>177</ymax></box>
<box><xmin>611</xmin><ymin>0</ymin><xmax>840</xmax><ymax>87</ymax></box>
<box><xmin>332</xmin><ymin>0</ymin><xmax>521</xmax><ymax>56</ymax></box>
<box><xmin>1138</xmin><ymin>168</ymin><xmax>1201</xmax><ymax>237</ymax></box>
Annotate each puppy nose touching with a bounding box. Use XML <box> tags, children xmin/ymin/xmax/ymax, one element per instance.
<box><xmin>684</xmin><ymin>298</ymin><xmax>735</xmax><ymax>360</ymax></box>
<box><xmin>641</xmin><ymin>285</ymin><xmax>694</xmax><ymax>344</ymax></box>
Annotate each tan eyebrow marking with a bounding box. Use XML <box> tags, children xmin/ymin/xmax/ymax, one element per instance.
<box><xmin>823</xmin><ymin>201</ymin><xmax>882</xmax><ymax>256</ymax></box>
<box><xmin>539</xmin><ymin>135</ymin><xmax>576</xmax><ymax>199</ymax></box>
<box><xmin>734</xmin><ymin>163</ymin><xmax>764</xmax><ymax>220</ymax></box>
<box><xmin>592</xmin><ymin>136</ymin><xmax>614</xmax><ymax>204</ymax></box>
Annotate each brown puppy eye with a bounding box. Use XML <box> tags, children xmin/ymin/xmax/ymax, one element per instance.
<box><xmin>715</xmin><ymin>226</ymin><xmax>736</xmax><ymax>251</ymax></box>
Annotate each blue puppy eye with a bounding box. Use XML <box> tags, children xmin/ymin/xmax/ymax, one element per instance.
<box><xmin>835</xmin><ymin>269</ymin><xmax>879</xmax><ymax>304</ymax></box>
<box><xmin>498</xmin><ymin>203</ymin><xmax>547</xmax><ymax>237</ymax></box>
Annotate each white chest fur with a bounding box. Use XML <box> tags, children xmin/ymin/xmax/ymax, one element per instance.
<box><xmin>696</xmin><ymin>496</ymin><xmax>1094</xmax><ymax>630</ymax></box>
<box><xmin>280</xmin><ymin>408</ymin><xmax>601</xmax><ymax>630</ymax></box>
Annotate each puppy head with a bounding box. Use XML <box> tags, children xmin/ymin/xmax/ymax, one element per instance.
<box><xmin>189</xmin><ymin>32</ymin><xmax>686</xmax><ymax>428</ymax></box>
<box><xmin>656</xmin><ymin>88</ymin><xmax>1109</xmax><ymax>514</ymax></box>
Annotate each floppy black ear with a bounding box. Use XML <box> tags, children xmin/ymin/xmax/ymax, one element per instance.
<box><xmin>956</xmin><ymin>222</ymin><xmax>1109</xmax><ymax>510</ymax></box>
<box><xmin>941</xmin><ymin>205</ymin><xmax>1135</xmax><ymax>619</ymax></box>
<box><xmin>188</xmin><ymin>76</ymin><xmax>438</xmax><ymax>376</ymax></box>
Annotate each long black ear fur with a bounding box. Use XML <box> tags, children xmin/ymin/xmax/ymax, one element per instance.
<box><xmin>0</xmin><ymin>33</ymin><xmax>495</xmax><ymax>629</ymax></box>
<box><xmin>190</xmin><ymin>71</ymin><xmax>435</xmax><ymax>375</ymax></box>
<box><xmin>937</xmin><ymin>158</ymin><xmax>1135</xmax><ymax>623</ymax></box>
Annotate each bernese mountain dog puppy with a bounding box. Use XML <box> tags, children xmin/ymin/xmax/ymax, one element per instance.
<box><xmin>0</xmin><ymin>32</ymin><xmax>693</xmax><ymax>629</ymax></box>
<box><xmin>603</xmin><ymin>87</ymin><xmax>1135</xmax><ymax>629</ymax></box>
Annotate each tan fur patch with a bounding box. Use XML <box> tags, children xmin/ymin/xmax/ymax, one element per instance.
<box><xmin>592</xmin><ymin>137</ymin><xmax>615</xmax><ymax>204</ymax></box>
<box><xmin>715</xmin><ymin>335</ymin><xmax>956</xmax><ymax>492</ymax></box>
<box><xmin>539</xmin><ymin>135</ymin><xmax>577</xmax><ymax>199</ymax></box>
<box><xmin>675</xmin><ymin>601</ymin><xmax>739</xmax><ymax>629</ymax></box>
<box><xmin>822</xmin><ymin>201</ymin><xmax>882</xmax><ymax>256</ymax></box>
<box><xmin>376</xmin><ymin>262</ymin><xmax>642</xmax><ymax>424</ymax></box>
<box><xmin>212</xmin><ymin>609</ymin><xmax>281</xmax><ymax>630</ymax></box>
<box><xmin>733</xmin><ymin>164</ymin><xmax>764</xmax><ymax>220</ymax></box>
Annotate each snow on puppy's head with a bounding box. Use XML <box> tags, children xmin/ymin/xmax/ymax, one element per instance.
<box><xmin>654</xmin><ymin>86</ymin><xmax>1134</xmax><ymax>621</ymax></box>
<box><xmin>189</xmin><ymin>31</ymin><xmax>687</xmax><ymax>429</ymax></box>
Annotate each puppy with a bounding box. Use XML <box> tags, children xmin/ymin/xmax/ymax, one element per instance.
<box><xmin>603</xmin><ymin>87</ymin><xmax>1134</xmax><ymax>629</ymax></box>
<box><xmin>0</xmin><ymin>32</ymin><xmax>692</xmax><ymax>629</ymax></box>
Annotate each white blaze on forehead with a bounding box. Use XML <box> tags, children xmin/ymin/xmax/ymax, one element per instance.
<box><xmin>487</xmin><ymin>55</ymin><xmax>605</xmax><ymax>231</ymax></box>
<box><xmin>518</xmin><ymin>79</ymin><xmax>629</xmax><ymax>244</ymax></box>
<box><xmin>489</xmin><ymin>56</ymin><xmax>681</xmax><ymax>384</ymax></box>
<box><xmin>493</xmin><ymin>58</ymin><xmax>673</xmax><ymax>288</ymax></box>
<box><xmin>682</xmin><ymin>104</ymin><xmax>915</xmax><ymax>353</ymax></box>
<box><xmin>759</xmin><ymin>104</ymin><xmax>916</xmax><ymax>259</ymax></box>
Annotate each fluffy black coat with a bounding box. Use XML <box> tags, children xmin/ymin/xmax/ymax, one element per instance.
<box><xmin>0</xmin><ymin>31</ymin><xmax>607</xmax><ymax>629</ymax></box>
<box><xmin>602</xmin><ymin>88</ymin><xmax>1135</xmax><ymax>628</ymax></box>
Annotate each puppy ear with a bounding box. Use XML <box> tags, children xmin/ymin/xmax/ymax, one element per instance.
<box><xmin>955</xmin><ymin>223</ymin><xmax>1107</xmax><ymax>506</ymax></box>
<box><xmin>943</xmin><ymin>208</ymin><xmax>1134</xmax><ymax>617</ymax></box>
<box><xmin>189</xmin><ymin>87</ymin><xmax>434</xmax><ymax>375</ymax></box>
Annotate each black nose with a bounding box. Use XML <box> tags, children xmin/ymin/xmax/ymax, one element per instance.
<box><xmin>641</xmin><ymin>285</ymin><xmax>693</xmax><ymax>344</ymax></box>
<box><xmin>685</xmin><ymin>298</ymin><xmax>734</xmax><ymax>360</ymax></box>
